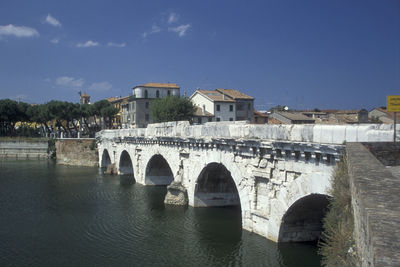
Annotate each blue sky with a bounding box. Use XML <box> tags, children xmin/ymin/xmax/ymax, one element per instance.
<box><xmin>0</xmin><ymin>0</ymin><xmax>399</xmax><ymax>110</ymax></box>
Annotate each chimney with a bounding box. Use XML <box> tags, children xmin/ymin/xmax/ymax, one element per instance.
<box><xmin>202</xmin><ymin>105</ymin><xmax>206</xmax><ymax>115</ymax></box>
<box><xmin>222</xmin><ymin>94</ymin><xmax>226</xmax><ymax>100</ymax></box>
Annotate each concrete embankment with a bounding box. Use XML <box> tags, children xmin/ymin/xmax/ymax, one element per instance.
<box><xmin>0</xmin><ymin>138</ymin><xmax>49</xmax><ymax>159</ymax></box>
<box><xmin>55</xmin><ymin>138</ymin><xmax>98</xmax><ymax>167</ymax></box>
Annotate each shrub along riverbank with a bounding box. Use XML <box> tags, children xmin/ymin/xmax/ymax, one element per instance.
<box><xmin>319</xmin><ymin>154</ymin><xmax>358</xmax><ymax>266</ymax></box>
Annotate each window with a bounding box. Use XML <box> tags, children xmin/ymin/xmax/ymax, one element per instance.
<box><xmin>216</xmin><ymin>105</ymin><xmax>220</xmax><ymax>111</ymax></box>
<box><xmin>145</xmin><ymin>102</ymin><xmax>149</xmax><ymax>109</ymax></box>
<box><xmin>229</xmin><ymin>118</ymin><xmax>233</xmax><ymax>121</ymax></box>
<box><xmin>167</xmin><ymin>90</ymin><xmax>171</xmax><ymax>96</ymax></box>
<box><xmin>198</xmin><ymin>117</ymin><xmax>202</xmax><ymax>123</ymax></box>
<box><xmin>237</xmin><ymin>103</ymin><xmax>244</xmax><ymax>111</ymax></box>
<box><xmin>145</xmin><ymin>114</ymin><xmax>149</xmax><ymax>122</ymax></box>
<box><xmin>156</xmin><ymin>90</ymin><xmax>160</xmax><ymax>98</ymax></box>
<box><xmin>144</xmin><ymin>90</ymin><xmax>148</xmax><ymax>98</ymax></box>
<box><xmin>208</xmin><ymin>117</ymin><xmax>212</xmax><ymax>122</ymax></box>
<box><xmin>216</xmin><ymin>117</ymin><xmax>221</xmax><ymax>122</ymax></box>
<box><xmin>229</xmin><ymin>105</ymin><xmax>233</xmax><ymax>112</ymax></box>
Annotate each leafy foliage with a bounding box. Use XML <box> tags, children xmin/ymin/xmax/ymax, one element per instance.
<box><xmin>0</xmin><ymin>98</ymin><xmax>119</xmax><ymax>137</ymax></box>
<box><xmin>151</xmin><ymin>96</ymin><xmax>195</xmax><ymax>123</ymax></box>
<box><xmin>319</xmin><ymin>155</ymin><xmax>358</xmax><ymax>266</ymax></box>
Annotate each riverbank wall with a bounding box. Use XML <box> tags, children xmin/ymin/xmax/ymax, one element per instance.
<box><xmin>346</xmin><ymin>142</ymin><xmax>400</xmax><ymax>266</ymax></box>
<box><xmin>55</xmin><ymin>138</ymin><xmax>98</xmax><ymax>167</ymax></box>
<box><xmin>0</xmin><ymin>138</ymin><xmax>48</xmax><ymax>159</ymax></box>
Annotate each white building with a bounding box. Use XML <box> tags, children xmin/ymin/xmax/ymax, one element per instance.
<box><xmin>122</xmin><ymin>83</ymin><xmax>180</xmax><ymax>128</ymax></box>
<box><xmin>190</xmin><ymin>88</ymin><xmax>254</xmax><ymax>123</ymax></box>
<box><xmin>133</xmin><ymin>82</ymin><xmax>180</xmax><ymax>99</ymax></box>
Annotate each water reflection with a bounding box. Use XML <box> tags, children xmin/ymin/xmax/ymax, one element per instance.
<box><xmin>0</xmin><ymin>160</ymin><xmax>321</xmax><ymax>266</ymax></box>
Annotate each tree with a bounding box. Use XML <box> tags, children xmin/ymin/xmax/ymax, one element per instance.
<box><xmin>151</xmin><ymin>96</ymin><xmax>196</xmax><ymax>123</ymax></box>
<box><xmin>27</xmin><ymin>104</ymin><xmax>52</xmax><ymax>133</ymax></box>
<box><xmin>100</xmin><ymin>105</ymin><xmax>118</xmax><ymax>128</ymax></box>
<box><xmin>92</xmin><ymin>100</ymin><xmax>118</xmax><ymax>129</ymax></box>
<box><xmin>0</xmin><ymin>99</ymin><xmax>19</xmax><ymax>135</ymax></box>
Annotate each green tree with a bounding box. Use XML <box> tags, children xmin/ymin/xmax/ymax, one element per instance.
<box><xmin>151</xmin><ymin>96</ymin><xmax>195</xmax><ymax>123</ymax></box>
<box><xmin>93</xmin><ymin>100</ymin><xmax>118</xmax><ymax>129</ymax></box>
<box><xmin>26</xmin><ymin>104</ymin><xmax>52</xmax><ymax>133</ymax></box>
<box><xmin>100</xmin><ymin>105</ymin><xmax>118</xmax><ymax>128</ymax></box>
<box><xmin>0</xmin><ymin>99</ymin><xmax>19</xmax><ymax>135</ymax></box>
<box><xmin>47</xmin><ymin>100</ymin><xmax>70</xmax><ymax>133</ymax></box>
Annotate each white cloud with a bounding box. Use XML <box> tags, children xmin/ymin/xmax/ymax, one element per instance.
<box><xmin>168</xmin><ymin>12</ymin><xmax>179</xmax><ymax>24</ymax></box>
<box><xmin>107</xmin><ymin>42</ymin><xmax>126</xmax><ymax>48</ymax></box>
<box><xmin>142</xmin><ymin>24</ymin><xmax>161</xmax><ymax>38</ymax></box>
<box><xmin>168</xmin><ymin>24</ymin><xmax>191</xmax><ymax>37</ymax></box>
<box><xmin>88</xmin><ymin>81</ymin><xmax>112</xmax><ymax>91</ymax></box>
<box><xmin>56</xmin><ymin>76</ymin><xmax>84</xmax><ymax>89</ymax></box>
<box><xmin>50</xmin><ymin>38</ymin><xmax>59</xmax><ymax>44</ymax></box>
<box><xmin>45</xmin><ymin>14</ymin><xmax>61</xmax><ymax>27</ymax></box>
<box><xmin>0</xmin><ymin>24</ymin><xmax>39</xmax><ymax>38</ymax></box>
<box><xmin>76</xmin><ymin>40</ymin><xmax>99</xmax><ymax>48</ymax></box>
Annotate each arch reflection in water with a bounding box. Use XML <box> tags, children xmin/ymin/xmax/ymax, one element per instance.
<box><xmin>145</xmin><ymin>154</ymin><xmax>174</xmax><ymax>185</ymax></box>
<box><xmin>194</xmin><ymin>162</ymin><xmax>241</xmax><ymax>208</ymax></box>
<box><xmin>278</xmin><ymin>193</ymin><xmax>330</xmax><ymax>243</ymax></box>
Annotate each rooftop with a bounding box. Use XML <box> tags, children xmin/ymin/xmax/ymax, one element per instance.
<box><xmin>195</xmin><ymin>90</ymin><xmax>235</xmax><ymax>102</ymax></box>
<box><xmin>193</xmin><ymin>106</ymin><xmax>214</xmax><ymax>117</ymax></box>
<box><xmin>275</xmin><ymin>111</ymin><xmax>316</xmax><ymax>122</ymax></box>
<box><xmin>216</xmin><ymin>88</ymin><xmax>254</xmax><ymax>100</ymax></box>
<box><xmin>136</xmin><ymin>82</ymin><xmax>180</xmax><ymax>89</ymax></box>
<box><xmin>254</xmin><ymin>110</ymin><xmax>268</xmax><ymax>117</ymax></box>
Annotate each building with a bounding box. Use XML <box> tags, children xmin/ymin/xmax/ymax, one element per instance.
<box><xmin>190</xmin><ymin>88</ymin><xmax>254</xmax><ymax>123</ymax></box>
<box><xmin>268</xmin><ymin>111</ymin><xmax>315</xmax><ymax>124</ymax></box>
<box><xmin>121</xmin><ymin>83</ymin><xmax>180</xmax><ymax>128</ymax></box>
<box><xmin>369</xmin><ymin>107</ymin><xmax>400</xmax><ymax>123</ymax></box>
<box><xmin>193</xmin><ymin>106</ymin><xmax>214</xmax><ymax>124</ymax></box>
<box><xmin>107</xmin><ymin>96</ymin><xmax>129</xmax><ymax>128</ymax></box>
<box><xmin>253</xmin><ymin>110</ymin><xmax>268</xmax><ymax>124</ymax></box>
<box><xmin>80</xmin><ymin>93</ymin><xmax>90</xmax><ymax>104</ymax></box>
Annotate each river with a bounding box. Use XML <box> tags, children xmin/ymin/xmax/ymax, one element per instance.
<box><xmin>0</xmin><ymin>160</ymin><xmax>322</xmax><ymax>266</ymax></box>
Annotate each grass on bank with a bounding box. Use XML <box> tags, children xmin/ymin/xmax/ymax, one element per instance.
<box><xmin>319</xmin><ymin>155</ymin><xmax>358</xmax><ymax>266</ymax></box>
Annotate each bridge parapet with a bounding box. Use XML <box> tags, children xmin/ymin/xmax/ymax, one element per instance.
<box><xmin>98</xmin><ymin>121</ymin><xmax>398</xmax><ymax>144</ymax></box>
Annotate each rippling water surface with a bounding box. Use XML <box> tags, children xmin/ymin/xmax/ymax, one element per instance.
<box><xmin>0</xmin><ymin>160</ymin><xmax>322</xmax><ymax>266</ymax></box>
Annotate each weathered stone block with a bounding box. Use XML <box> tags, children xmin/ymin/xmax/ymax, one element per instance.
<box><xmin>164</xmin><ymin>182</ymin><xmax>188</xmax><ymax>206</ymax></box>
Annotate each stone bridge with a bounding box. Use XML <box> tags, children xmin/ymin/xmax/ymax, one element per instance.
<box><xmin>96</xmin><ymin>121</ymin><xmax>396</xmax><ymax>243</ymax></box>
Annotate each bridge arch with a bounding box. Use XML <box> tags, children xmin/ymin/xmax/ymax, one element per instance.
<box><xmin>267</xmin><ymin>172</ymin><xmax>331</xmax><ymax>242</ymax></box>
<box><xmin>194</xmin><ymin>162</ymin><xmax>240</xmax><ymax>207</ymax></box>
<box><xmin>278</xmin><ymin>193</ymin><xmax>330</xmax><ymax>242</ymax></box>
<box><xmin>145</xmin><ymin>154</ymin><xmax>174</xmax><ymax>185</ymax></box>
<box><xmin>101</xmin><ymin>149</ymin><xmax>112</xmax><ymax>168</ymax></box>
<box><xmin>119</xmin><ymin>150</ymin><xmax>135</xmax><ymax>179</ymax></box>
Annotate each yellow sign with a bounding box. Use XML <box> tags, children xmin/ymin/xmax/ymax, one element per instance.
<box><xmin>387</xmin><ymin>95</ymin><xmax>400</xmax><ymax>112</ymax></box>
